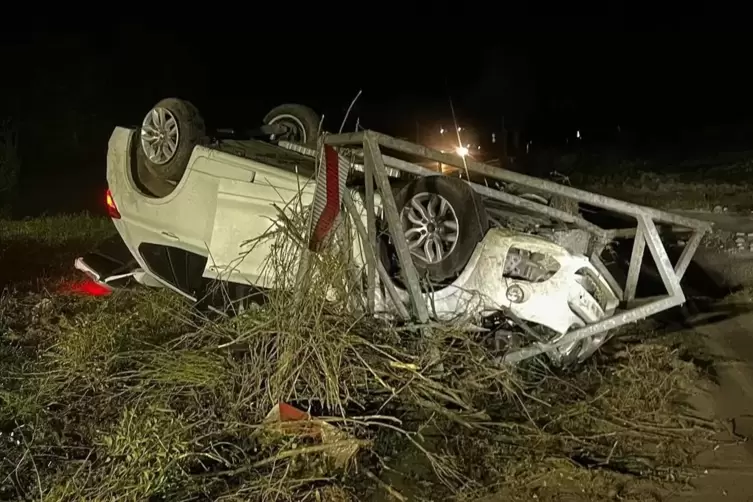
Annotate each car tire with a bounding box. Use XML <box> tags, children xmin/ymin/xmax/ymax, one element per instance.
<box><xmin>136</xmin><ymin>98</ymin><xmax>206</xmax><ymax>186</ymax></box>
<box><xmin>263</xmin><ymin>104</ymin><xmax>321</xmax><ymax>148</ymax></box>
<box><xmin>392</xmin><ymin>176</ymin><xmax>489</xmax><ymax>284</ymax></box>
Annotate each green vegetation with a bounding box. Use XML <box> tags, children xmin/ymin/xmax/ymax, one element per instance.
<box><xmin>0</xmin><ymin>214</ymin><xmax>722</xmax><ymax>501</ymax></box>
<box><xmin>0</xmin><ymin>214</ymin><xmax>115</xmax><ymax>287</ymax></box>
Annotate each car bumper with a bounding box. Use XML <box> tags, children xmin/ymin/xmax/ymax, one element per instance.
<box><xmin>375</xmin><ymin>228</ymin><xmax>620</xmax><ymax>336</ymax></box>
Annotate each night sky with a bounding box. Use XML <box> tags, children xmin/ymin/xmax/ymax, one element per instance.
<box><xmin>1</xmin><ymin>13</ymin><xmax>751</xmax><ymax>215</ymax></box>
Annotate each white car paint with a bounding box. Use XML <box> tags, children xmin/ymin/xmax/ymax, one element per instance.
<box><xmin>108</xmin><ymin>127</ymin><xmax>324</xmax><ymax>294</ymax></box>
<box><xmin>375</xmin><ymin>228</ymin><xmax>618</xmax><ymax>335</ymax></box>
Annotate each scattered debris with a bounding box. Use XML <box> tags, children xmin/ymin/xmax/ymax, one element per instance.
<box><xmin>260</xmin><ymin>403</ymin><xmax>366</xmax><ymax>469</ymax></box>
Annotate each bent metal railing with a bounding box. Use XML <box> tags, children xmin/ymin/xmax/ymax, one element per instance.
<box><xmin>280</xmin><ymin>130</ymin><xmax>712</xmax><ymax>364</ymax></box>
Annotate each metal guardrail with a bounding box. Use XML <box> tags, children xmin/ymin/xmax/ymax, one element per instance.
<box><xmin>281</xmin><ymin>130</ymin><xmax>712</xmax><ymax>364</ymax></box>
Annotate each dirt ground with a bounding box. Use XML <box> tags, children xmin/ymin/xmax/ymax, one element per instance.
<box><xmin>630</xmin><ymin>206</ymin><xmax>753</xmax><ymax>501</ymax></box>
<box><xmin>639</xmin><ymin>210</ymin><xmax>753</xmax><ymax>501</ymax></box>
<box><xmin>582</xmin><ymin>169</ymin><xmax>753</xmax><ymax>497</ymax></box>
<box><xmin>581</xmin><ymin>160</ymin><xmax>753</xmax><ymax>499</ymax></box>
<box><xmin>664</xmin><ymin>307</ymin><xmax>753</xmax><ymax>502</ymax></box>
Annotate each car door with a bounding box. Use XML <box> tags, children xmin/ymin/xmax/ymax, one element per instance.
<box><xmin>202</xmin><ymin>147</ymin><xmax>316</xmax><ymax>289</ymax></box>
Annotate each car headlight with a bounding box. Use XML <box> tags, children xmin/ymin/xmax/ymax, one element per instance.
<box><xmin>506</xmin><ymin>284</ymin><xmax>526</xmax><ymax>303</ymax></box>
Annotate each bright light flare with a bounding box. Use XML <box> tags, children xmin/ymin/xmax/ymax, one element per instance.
<box><xmin>455</xmin><ymin>146</ymin><xmax>469</xmax><ymax>157</ymax></box>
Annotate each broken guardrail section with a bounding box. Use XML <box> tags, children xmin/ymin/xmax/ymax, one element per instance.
<box><xmin>280</xmin><ymin>130</ymin><xmax>712</xmax><ymax>364</ymax></box>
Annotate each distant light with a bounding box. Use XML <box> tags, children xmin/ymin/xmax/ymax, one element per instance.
<box><xmin>492</xmin><ymin>133</ymin><xmax>496</xmax><ymax>143</ymax></box>
<box><xmin>456</xmin><ymin>146</ymin><xmax>469</xmax><ymax>157</ymax></box>
<box><xmin>576</xmin><ymin>130</ymin><xmax>581</xmax><ymax>139</ymax></box>
<box><xmin>466</xmin><ymin>143</ymin><xmax>470</xmax><ymax>148</ymax></box>
<box><xmin>457</xmin><ymin>127</ymin><xmax>462</xmax><ymax>132</ymax></box>
<box><xmin>477</xmin><ymin>145</ymin><xmax>481</xmax><ymax>150</ymax></box>
<box><xmin>440</xmin><ymin>128</ymin><xmax>445</xmax><ymax>134</ymax></box>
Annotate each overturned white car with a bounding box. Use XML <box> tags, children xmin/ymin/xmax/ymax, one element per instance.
<box><xmin>76</xmin><ymin>98</ymin><xmax>621</xmax><ymax>366</ymax></box>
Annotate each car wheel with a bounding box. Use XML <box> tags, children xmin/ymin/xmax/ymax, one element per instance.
<box><xmin>393</xmin><ymin>176</ymin><xmax>489</xmax><ymax>284</ymax></box>
<box><xmin>136</xmin><ymin>98</ymin><xmax>206</xmax><ymax>187</ymax></box>
<box><xmin>263</xmin><ymin>104</ymin><xmax>321</xmax><ymax>148</ymax></box>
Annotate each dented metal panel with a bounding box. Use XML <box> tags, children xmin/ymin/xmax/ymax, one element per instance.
<box><xmin>373</xmin><ymin>228</ymin><xmax>619</xmax><ymax>336</ymax></box>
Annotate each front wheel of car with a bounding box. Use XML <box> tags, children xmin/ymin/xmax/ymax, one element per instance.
<box><xmin>392</xmin><ymin>176</ymin><xmax>489</xmax><ymax>284</ymax></box>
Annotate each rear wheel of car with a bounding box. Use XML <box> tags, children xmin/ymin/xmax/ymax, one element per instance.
<box><xmin>263</xmin><ymin>104</ymin><xmax>321</xmax><ymax>147</ymax></box>
<box><xmin>135</xmin><ymin>98</ymin><xmax>206</xmax><ymax>195</ymax></box>
<box><xmin>390</xmin><ymin>176</ymin><xmax>489</xmax><ymax>284</ymax></box>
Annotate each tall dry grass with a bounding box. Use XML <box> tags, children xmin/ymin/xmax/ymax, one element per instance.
<box><xmin>0</xmin><ymin>196</ymin><xmax>721</xmax><ymax>501</ymax></box>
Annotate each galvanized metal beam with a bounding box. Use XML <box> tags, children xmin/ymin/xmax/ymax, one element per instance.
<box><xmin>282</xmin><ymin>140</ymin><xmax>607</xmax><ymax>237</ymax></box>
<box><xmin>362</xmin><ymin>133</ymin><xmax>429</xmax><ymax>322</ymax></box>
<box><xmin>364</xmin><ymin>156</ymin><xmax>377</xmax><ymax>312</ymax></box>
<box><xmin>504</xmin><ymin>295</ymin><xmax>682</xmax><ymax>364</ymax></box>
<box><xmin>606</xmin><ymin>227</ymin><xmax>638</xmax><ymax>239</ymax></box>
<box><xmin>624</xmin><ymin>224</ymin><xmax>645</xmax><ymax>302</ymax></box>
<box><xmin>365</xmin><ymin>132</ymin><xmax>712</xmax><ymax>231</ymax></box>
<box><xmin>639</xmin><ymin>215</ymin><xmax>684</xmax><ymax>299</ymax></box>
<box><xmin>323</xmin><ymin>131</ymin><xmax>365</xmax><ymax>147</ymax></box>
<box><xmin>342</xmin><ymin>191</ymin><xmax>409</xmax><ymax>320</ymax></box>
<box><xmin>368</xmin><ymin>150</ymin><xmax>609</xmax><ymax>239</ymax></box>
<box><xmin>674</xmin><ymin>230</ymin><xmax>704</xmax><ymax>281</ymax></box>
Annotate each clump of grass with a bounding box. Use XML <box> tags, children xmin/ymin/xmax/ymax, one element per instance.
<box><xmin>448</xmin><ymin>343</ymin><xmax>716</xmax><ymax>502</ymax></box>
<box><xmin>0</xmin><ymin>213</ymin><xmax>116</xmax><ymax>288</ymax></box>
<box><xmin>80</xmin><ymin>404</ymin><xmax>193</xmax><ymax>500</ymax></box>
<box><xmin>0</xmin><ymin>213</ymin><xmax>114</xmax><ymax>244</ymax></box>
<box><xmin>0</xmin><ymin>203</ymin><xmax>721</xmax><ymax>501</ymax></box>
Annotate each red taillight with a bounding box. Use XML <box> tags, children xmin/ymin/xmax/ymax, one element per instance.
<box><xmin>105</xmin><ymin>189</ymin><xmax>121</xmax><ymax>219</ymax></box>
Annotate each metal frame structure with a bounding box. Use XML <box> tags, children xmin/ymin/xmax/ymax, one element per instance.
<box><xmin>283</xmin><ymin>130</ymin><xmax>712</xmax><ymax>364</ymax></box>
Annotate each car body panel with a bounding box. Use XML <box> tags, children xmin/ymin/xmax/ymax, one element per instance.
<box><xmin>107</xmin><ymin>127</ymin><xmax>321</xmax><ymax>292</ymax></box>
<box><xmin>375</xmin><ymin>228</ymin><xmax>619</xmax><ymax>336</ymax></box>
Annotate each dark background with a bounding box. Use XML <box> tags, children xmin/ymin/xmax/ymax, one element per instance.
<box><xmin>1</xmin><ymin>11</ymin><xmax>751</xmax><ymax>217</ymax></box>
